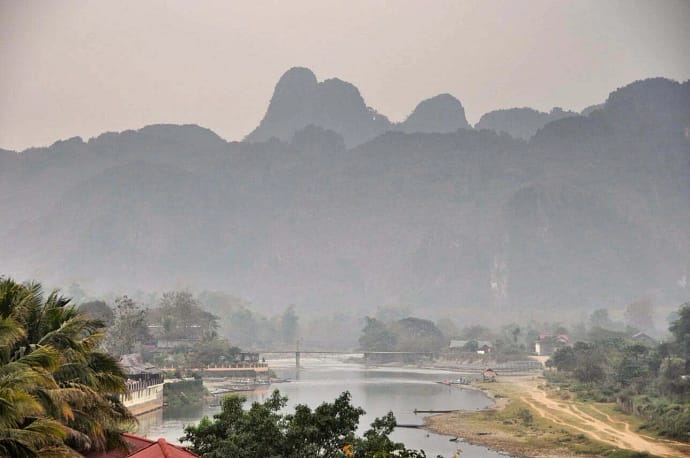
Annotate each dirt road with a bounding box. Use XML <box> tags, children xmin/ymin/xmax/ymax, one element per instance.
<box><xmin>511</xmin><ymin>377</ymin><xmax>688</xmax><ymax>457</ymax></box>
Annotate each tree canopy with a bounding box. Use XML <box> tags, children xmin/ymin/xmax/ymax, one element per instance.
<box><xmin>148</xmin><ymin>291</ymin><xmax>218</xmax><ymax>341</ymax></box>
<box><xmin>359</xmin><ymin>316</ymin><xmax>446</xmax><ymax>353</ymax></box>
<box><xmin>0</xmin><ymin>277</ymin><xmax>132</xmax><ymax>457</ymax></box>
<box><xmin>182</xmin><ymin>390</ymin><xmax>425</xmax><ymax>458</ymax></box>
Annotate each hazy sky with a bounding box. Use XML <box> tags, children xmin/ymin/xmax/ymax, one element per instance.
<box><xmin>1</xmin><ymin>0</ymin><xmax>689</xmax><ymax>151</ymax></box>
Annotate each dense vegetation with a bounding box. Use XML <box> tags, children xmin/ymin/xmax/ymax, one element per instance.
<box><xmin>182</xmin><ymin>390</ymin><xmax>425</xmax><ymax>458</ymax></box>
<box><xmin>359</xmin><ymin>316</ymin><xmax>446</xmax><ymax>353</ymax></box>
<box><xmin>0</xmin><ymin>277</ymin><xmax>132</xmax><ymax>457</ymax></box>
<box><xmin>164</xmin><ymin>378</ymin><xmax>206</xmax><ymax>409</ymax></box>
<box><xmin>79</xmin><ymin>289</ymin><xmax>303</xmax><ymax>366</ymax></box>
<box><xmin>547</xmin><ymin>302</ymin><xmax>690</xmax><ymax>441</ymax></box>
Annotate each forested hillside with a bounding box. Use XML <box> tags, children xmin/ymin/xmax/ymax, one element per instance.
<box><xmin>1</xmin><ymin>73</ymin><xmax>688</xmax><ymax>316</ymax></box>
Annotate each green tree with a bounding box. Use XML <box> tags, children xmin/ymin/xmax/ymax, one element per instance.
<box><xmin>550</xmin><ymin>346</ymin><xmax>577</xmax><ymax>372</ymax></box>
<box><xmin>78</xmin><ymin>300</ymin><xmax>114</xmax><ymax>325</ymax></box>
<box><xmin>152</xmin><ymin>291</ymin><xmax>218</xmax><ymax>341</ymax></box>
<box><xmin>358</xmin><ymin>317</ymin><xmax>397</xmax><ymax>351</ymax></box>
<box><xmin>589</xmin><ymin>308</ymin><xmax>614</xmax><ymax>330</ymax></box>
<box><xmin>669</xmin><ymin>302</ymin><xmax>690</xmax><ymax>372</ymax></box>
<box><xmin>572</xmin><ymin>342</ymin><xmax>606</xmax><ymax>384</ymax></box>
<box><xmin>463</xmin><ymin>340</ymin><xmax>479</xmax><ymax>352</ymax></box>
<box><xmin>106</xmin><ymin>295</ymin><xmax>151</xmax><ymax>356</ymax></box>
<box><xmin>0</xmin><ymin>277</ymin><xmax>133</xmax><ymax>456</ymax></box>
<box><xmin>227</xmin><ymin>307</ymin><xmax>265</xmax><ymax>347</ymax></box>
<box><xmin>191</xmin><ymin>338</ymin><xmax>241</xmax><ymax>367</ymax></box>
<box><xmin>0</xmin><ymin>309</ymin><xmax>69</xmax><ymax>457</ymax></box>
<box><xmin>280</xmin><ymin>305</ymin><xmax>299</xmax><ymax>345</ymax></box>
<box><xmin>391</xmin><ymin>317</ymin><xmax>445</xmax><ymax>352</ymax></box>
<box><xmin>614</xmin><ymin>343</ymin><xmax>652</xmax><ymax>390</ymax></box>
<box><xmin>182</xmin><ymin>390</ymin><xmax>425</xmax><ymax>457</ymax></box>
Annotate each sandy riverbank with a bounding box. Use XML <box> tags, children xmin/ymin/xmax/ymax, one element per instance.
<box><xmin>422</xmin><ymin>375</ymin><xmax>690</xmax><ymax>458</ymax></box>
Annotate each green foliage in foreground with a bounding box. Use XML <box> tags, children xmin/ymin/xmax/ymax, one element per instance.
<box><xmin>0</xmin><ymin>277</ymin><xmax>133</xmax><ymax>457</ymax></box>
<box><xmin>182</xmin><ymin>390</ymin><xmax>426</xmax><ymax>458</ymax></box>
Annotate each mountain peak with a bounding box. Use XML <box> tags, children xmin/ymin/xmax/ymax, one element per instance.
<box><xmin>397</xmin><ymin>93</ymin><xmax>470</xmax><ymax>133</ymax></box>
<box><xmin>245</xmin><ymin>68</ymin><xmax>390</xmax><ymax>147</ymax></box>
<box><xmin>476</xmin><ymin>107</ymin><xmax>578</xmax><ymax>140</ymax></box>
<box><xmin>600</xmin><ymin>77</ymin><xmax>690</xmax><ymax>132</ymax></box>
<box><xmin>274</xmin><ymin>67</ymin><xmax>318</xmax><ymax>96</ymax></box>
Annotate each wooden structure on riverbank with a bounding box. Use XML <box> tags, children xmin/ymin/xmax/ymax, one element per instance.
<box><xmin>200</xmin><ymin>363</ymin><xmax>269</xmax><ymax>379</ymax></box>
<box><xmin>118</xmin><ymin>354</ymin><xmax>165</xmax><ymax>416</ymax></box>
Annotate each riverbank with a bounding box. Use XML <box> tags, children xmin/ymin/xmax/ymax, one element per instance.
<box><xmin>424</xmin><ymin>375</ymin><xmax>690</xmax><ymax>458</ymax></box>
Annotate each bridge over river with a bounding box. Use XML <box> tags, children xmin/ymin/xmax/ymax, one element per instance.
<box><xmin>255</xmin><ymin>350</ymin><xmax>436</xmax><ymax>368</ymax></box>
<box><xmin>255</xmin><ymin>350</ymin><xmax>543</xmax><ymax>374</ymax></box>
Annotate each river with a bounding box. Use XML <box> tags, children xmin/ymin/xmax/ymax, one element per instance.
<box><xmin>136</xmin><ymin>356</ymin><xmax>510</xmax><ymax>457</ymax></box>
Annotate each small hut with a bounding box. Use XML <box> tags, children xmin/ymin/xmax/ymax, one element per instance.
<box><xmin>482</xmin><ymin>368</ymin><xmax>497</xmax><ymax>382</ymax></box>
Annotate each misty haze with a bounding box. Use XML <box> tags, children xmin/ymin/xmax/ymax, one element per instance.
<box><xmin>1</xmin><ymin>1</ymin><xmax>689</xmax><ymax>458</ymax></box>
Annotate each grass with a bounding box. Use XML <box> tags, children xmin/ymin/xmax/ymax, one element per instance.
<box><xmin>426</xmin><ymin>379</ymin><xmax>663</xmax><ymax>457</ymax></box>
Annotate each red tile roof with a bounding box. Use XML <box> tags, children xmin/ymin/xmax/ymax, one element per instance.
<box><xmin>86</xmin><ymin>433</ymin><xmax>198</xmax><ymax>458</ymax></box>
<box><xmin>131</xmin><ymin>438</ymin><xmax>198</xmax><ymax>458</ymax></box>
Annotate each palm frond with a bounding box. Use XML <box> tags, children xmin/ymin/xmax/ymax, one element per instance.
<box><xmin>0</xmin><ymin>316</ymin><xmax>26</xmax><ymax>349</ymax></box>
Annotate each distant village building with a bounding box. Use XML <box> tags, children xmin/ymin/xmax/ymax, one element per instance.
<box><xmin>118</xmin><ymin>354</ymin><xmax>164</xmax><ymax>415</ymax></box>
<box><xmin>534</xmin><ymin>334</ymin><xmax>569</xmax><ymax>356</ymax></box>
<box><xmin>449</xmin><ymin>340</ymin><xmax>494</xmax><ymax>354</ymax></box>
<box><xmin>201</xmin><ymin>352</ymin><xmax>267</xmax><ymax>379</ymax></box>
<box><xmin>482</xmin><ymin>368</ymin><xmax>497</xmax><ymax>382</ymax></box>
<box><xmin>631</xmin><ymin>332</ymin><xmax>657</xmax><ymax>346</ymax></box>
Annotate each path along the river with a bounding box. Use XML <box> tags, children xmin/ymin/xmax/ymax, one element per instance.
<box><xmin>427</xmin><ymin>375</ymin><xmax>689</xmax><ymax>458</ymax></box>
<box><xmin>513</xmin><ymin>377</ymin><xmax>685</xmax><ymax>457</ymax></box>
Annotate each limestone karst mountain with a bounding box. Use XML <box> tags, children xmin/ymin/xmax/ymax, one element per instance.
<box><xmin>475</xmin><ymin>107</ymin><xmax>579</xmax><ymax>140</ymax></box>
<box><xmin>395</xmin><ymin>94</ymin><xmax>471</xmax><ymax>133</ymax></box>
<box><xmin>1</xmin><ymin>76</ymin><xmax>688</xmax><ymax>317</ymax></box>
<box><xmin>245</xmin><ymin>67</ymin><xmax>391</xmax><ymax>147</ymax></box>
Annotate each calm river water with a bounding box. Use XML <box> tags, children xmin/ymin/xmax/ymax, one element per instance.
<box><xmin>137</xmin><ymin>356</ymin><xmax>509</xmax><ymax>457</ymax></box>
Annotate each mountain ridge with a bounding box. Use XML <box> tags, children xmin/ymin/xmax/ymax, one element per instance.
<box><xmin>1</xmin><ymin>76</ymin><xmax>688</xmax><ymax>317</ymax></box>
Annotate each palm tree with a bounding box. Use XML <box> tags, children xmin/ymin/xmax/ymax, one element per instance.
<box><xmin>0</xmin><ymin>277</ymin><xmax>134</xmax><ymax>456</ymax></box>
<box><xmin>0</xmin><ymin>312</ymin><xmax>69</xmax><ymax>457</ymax></box>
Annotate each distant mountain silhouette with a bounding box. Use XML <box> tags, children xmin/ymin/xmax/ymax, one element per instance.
<box><xmin>245</xmin><ymin>67</ymin><xmax>391</xmax><ymax>147</ymax></box>
<box><xmin>581</xmin><ymin>104</ymin><xmax>604</xmax><ymax>116</ymax></box>
<box><xmin>247</xmin><ymin>68</ymin><xmax>473</xmax><ymax>145</ymax></box>
<box><xmin>395</xmin><ymin>94</ymin><xmax>470</xmax><ymax>133</ymax></box>
<box><xmin>1</xmin><ymin>77</ymin><xmax>688</xmax><ymax>318</ymax></box>
<box><xmin>475</xmin><ymin>107</ymin><xmax>579</xmax><ymax>140</ymax></box>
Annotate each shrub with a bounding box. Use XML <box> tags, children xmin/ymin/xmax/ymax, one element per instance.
<box><xmin>516</xmin><ymin>407</ymin><xmax>534</xmax><ymax>426</ymax></box>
